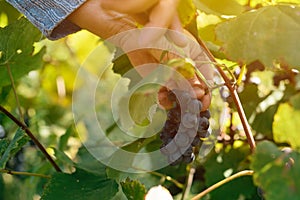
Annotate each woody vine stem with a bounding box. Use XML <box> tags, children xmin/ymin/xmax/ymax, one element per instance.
<box><xmin>195</xmin><ymin>36</ymin><xmax>256</xmax><ymax>151</ymax></box>
<box><xmin>180</xmin><ymin>28</ymin><xmax>257</xmax><ymax>200</ymax></box>
<box><xmin>0</xmin><ymin>105</ymin><xmax>62</xmax><ymax>172</ymax></box>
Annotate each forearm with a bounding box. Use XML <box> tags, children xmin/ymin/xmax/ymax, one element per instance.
<box><xmin>6</xmin><ymin>0</ymin><xmax>86</xmax><ymax>40</ymax></box>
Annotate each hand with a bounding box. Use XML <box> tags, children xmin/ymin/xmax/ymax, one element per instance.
<box><xmin>100</xmin><ymin>0</ymin><xmax>187</xmax><ymax>47</ymax></box>
<box><xmin>67</xmin><ymin>0</ymin><xmax>213</xmax><ymax>110</ymax></box>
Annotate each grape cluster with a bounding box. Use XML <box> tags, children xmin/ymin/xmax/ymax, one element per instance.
<box><xmin>160</xmin><ymin>90</ymin><xmax>211</xmax><ymax>165</ymax></box>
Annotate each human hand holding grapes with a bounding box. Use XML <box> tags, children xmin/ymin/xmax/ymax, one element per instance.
<box><xmin>67</xmin><ymin>0</ymin><xmax>213</xmax><ymax>110</ymax></box>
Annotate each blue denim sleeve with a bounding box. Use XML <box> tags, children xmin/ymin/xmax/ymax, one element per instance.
<box><xmin>6</xmin><ymin>0</ymin><xmax>86</xmax><ymax>40</ymax></box>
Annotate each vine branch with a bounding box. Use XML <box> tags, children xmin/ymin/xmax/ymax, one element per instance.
<box><xmin>0</xmin><ymin>105</ymin><xmax>62</xmax><ymax>172</ymax></box>
<box><xmin>148</xmin><ymin>171</ymin><xmax>184</xmax><ymax>189</ymax></box>
<box><xmin>194</xmin><ymin>35</ymin><xmax>256</xmax><ymax>151</ymax></box>
<box><xmin>6</xmin><ymin>64</ymin><xmax>24</xmax><ymax>122</ymax></box>
<box><xmin>0</xmin><ymin>169</ymin><xmax>51</xmax><ymax>179</ymax></box>
<box><xmin>181</xmin><ymin>165</ymin><xmax>196</xmax><ymax>200</ymax></box>
<box><xmin>191</xmin><ymin>170</ymin><xmax>254</xmax><ymax>200</ymax></box>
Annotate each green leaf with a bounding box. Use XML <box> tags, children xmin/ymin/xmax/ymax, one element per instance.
<box><xmin>238</xmin><ymin>84</ymin><xmax>265</xmax><ymax>118</ymax></box>
<box><xmin>251</xmin><ymin>141</ymin><xmax>300</xmax><ymax>200</ymax></box>
<box><xmin>0</xmin><ymin>17</ymin><xmax>45</xmax><ymax>87</ymax></box>
<box><xmin>75</xmin><ymin>146</ymin><xmax>108</xmax><ymax>177</ymax></box>
<box><xmin>204</xmin><ymin>146</ymin><xmax>258</xmax><ymax>199</ymax></box>
<box><xmin>252</xmin><ymin>104</ymin><xmax>278</xmax><ymax>139</ymax></box>
<box><xmin>290</xmin><ymin>92</ymin><xmax>300</xmax><ymax>110</ymax></box>
<box><xmin>107</xmin><ymin>136</ymin><xmax>157</xmax><ymax>172</ymax></box>
<box><xmin>0</xmin><ymin>85</ymin><xmax>11</xmax><ymax>104</ymax></box>
<box><xmin>0</xmin><ymin>1</ymin><xmax>21</xmax><ymax>24</ymax></box>
<box><xmin>0</xmin><ymin>138</ymin><xmax>9</xmax><ymax>156</ymax></box>
<box><xmin>0</xmin><ymin>128</ymin><xmax>29</xmax><ymax>169</ymax></box>
<box><xmin>194</xmin><ymin>0</ymin><xmax>245</xmax><ymax>16</ymax></box>
<box><xmin>273</xmin><ymin>103</ymin><xmax>300</xmax><ymax>149</ymax></box>
<box><xmin>53</xmin><ymin>148</ymin><xmax>74</xmax><ymax>167</ymax></box>
<box><xmin>58</xmin><ymin>125</ymin><xmax>74</xmax><ymax>151</ymax></box>
<box><xmin>41</xmin><ymin>168</ymin><xmax>118</xmax><ymax>200</ymax></box>
<box><xmin>118</xmin><ymin>85</ymin><xmax>159</xmax><ymax>129</ymax></box>
<box><xmin>112</xmin><ymin>48</ymin><xmax>133</xmax><ymax>76</ymax></box>
<box><xmin>178</xmin><ymin>0</ymin><xmax>196</xmax><ymax>26</ymax></box>
<box><xmin>216</xmin><ymin>5</ymin><xmax>300</xmax><ymax>68</ymax></box>
<box><xmin>121</xmin><ymin>178</ymin><xmax>147</xmax><ymax>200</ymax></box>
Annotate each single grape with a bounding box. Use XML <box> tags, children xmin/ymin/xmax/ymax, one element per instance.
<box><xmin>183</xmin><ymin>146</ymin><xmax>193</xmax><ymax>156</ymax></box>
<box><xmin>187</xmin><ymin>99</ymin><xmax>202</xmax><ymax>114</ymax></box>
<box><xmin>184</xmin><ymin>127</ymin><xmax>197</xmax><ymax>138</ymax></box>
<box><xmin>167</xmin><ymin>108</ymin><xmax>181</xmax><ymax>124</ymax></box>
<box><xmin>160</xmin><ymin>132</ymin><xmax>174</xmax><ymax>143</ymax></box>
<box><xmin>198</xmin><ymin>117</ymin><xmax>210</xmax><ymax>130</ymax></box>
<box><xmin>174</xmin><ymin>132</ymin><xmax>190</xmax><ymax>147</ymax></box>
<box><xmin>169</xmin><ymin>156</ymin><xmax>183</xmax><ymax>166</ymax></box>
<box><xmin>182</xmin><ymin>153</ymin><xmax>195</xmax><ymax>164</ymax></box>
<box><xmin>161</xmin><ymin>140</ymin><xmax>178</xmax><ymax>155</ymax></box>
<box><xmin>182</xmin><ymin>113</ymin><xmax>198</xmax><ymax>128</ymax></box>
<box><xmin>174</xmin><ymin>90</ymin><xmax>191</xmax><ymax>107</ymax></box>
<box><xmin>191</xmin><ymin>137</ymin><xmax>201</xmax><ymax>146</ymax></box>
<box><xmin>197</xmin><ymin>130</ymin><xmax>209</xmax><ymax>138</ymax></box>
<box><xmin>163</xmin><ymin>120</ymin><xmax>179</xmax><ymax>135</ymax></box>
<box><xmin>168</xmin><ymin>151</ymin><xmax>182</xmax><ymax>163</ymax></box>
<box><xmin>200</xmin><ymin>110</ymin><xmax>211</xmax><ymax>119</ymax></box>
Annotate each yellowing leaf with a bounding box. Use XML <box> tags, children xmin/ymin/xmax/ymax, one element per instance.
<box><xmin>178</xmin><ymin>0</ymin><xmax>196</xmax><ymax>26</ymax></box>
<box><xmin>167</xmin><ymin>58</ymin><xmax>195</xmax><ymax>79</ymax></box>
<box><xmin>194</xmin><ymin>0</ymin><xmax>245</xmax><ymax>16</ymax></box>
<box><xmin>216</xmin><ymin>5</ymin><xmax>300</xmax><ymax>69</ymax></box>
<box><xmin>273</xmin><ymin>103</ymin><xmax>300</xmax><ymax>149</ymax></box>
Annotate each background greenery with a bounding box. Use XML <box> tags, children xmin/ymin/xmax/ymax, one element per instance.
<box><xmin>0</xmin><ymin>0</ymin><xmax>299</xmax><ymax>199</ymax></box>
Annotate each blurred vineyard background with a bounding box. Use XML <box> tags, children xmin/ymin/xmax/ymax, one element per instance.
<box><xmin>0</xmin><ymin>0</ymin><xmax>300</xmax><ymax>199</ymax></box>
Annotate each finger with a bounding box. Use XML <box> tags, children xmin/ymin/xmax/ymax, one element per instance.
<box><xmin>201</xmin><ymin>93</ymin><xmax>211</xmax><ymax>111</ymax></box>
<box><xmin>158</xmin><ymin>87</ymin><xmax>174</xmax><ymax>110</ymax></box>
<box><xmin>166</xmin><ymin>14</ymin><xmax>188</xmax><ymax>47</ymax></box>
<box><xmin>67</xmin><ymin>0</ymin><xmax>137</xmax><ymax>39</ymax></box>
<box><xmin>101</xmin><ymin>0</ymin><xmax>158</xmax><ymax>14</ymax></box>
<box><xmin>139</xmin><ymin>0</ymin><xmax>179</xmax><ymax>47</ymax></box>
<box><xmin>183</xmin><ymin>32</ymin><xmax>215</xmax><ymax>81</ymax></box>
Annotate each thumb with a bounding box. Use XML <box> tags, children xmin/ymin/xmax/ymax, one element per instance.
<box><xmin>139</xmin><ymin>0</ymin><xmax>179</xmax><ymax>47</ymax></box>
<box><xmin>166</xmin><ymin>14</ymin><xmax>188</xmax><ymax>47</ymax></box>
<box><xmin>100</xmin><ymin>0</ymin><xmax>158</xmax><ymax>13</ymax></box>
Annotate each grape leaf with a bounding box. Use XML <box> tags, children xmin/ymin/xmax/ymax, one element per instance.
<box><xmin>121</xmin><ymin>178</ymin><xmax>147</xmax><ymax>200</ymax></box>
<box><xmin>112</xmin><ymin>48</ymin><xmax>133</xmax><ymax>76</ymax></box>
<box><xmin>238</xmin><ymin>83</ymin><xmax>266</xmax><ymax>118</ymax></box>
<box><xmin>58</xmin><ymin>125</ymin><xmax>74</xmax><ymax>151</ymax></box>
<box><xmin>194</xmin><ymin>0</ymin><xmax>245</xmax><ymax>16</ymax></box>
<box><xmin>0</xmin><ymin>1</ymin><xmax>21</xmax><ymax>24</ymax></box>
<box><xmin>0</xmin><ymin>17</ymin><xmax>45</xmax><ymax>87</ymax></box>
<box><xmin>178</xmin><ymin>0</ymin><xmax>196</xmax><ymax>26</ymax></box>
<box><xmin>0</xmin><ymin>85</ymin><xmax>11</xmax><ymax>104</ymax></box>
<box><xmin>118</xmin><ymin>86</ymin><xmax>159</xmax><ymax>130</ymax></box>
<box><xmin>273</xmin><ymin>103</ymin><xmax>300</xmax><ymax>149</ymax></box>
<box><xmin>251</xmin><ymin>141</ymin><xmax>300</xmax><ymax>200</ymax></box>
<box><xmin>0</xmin><ymin>138</ymin><xmax>9</xmax><ymax>156</ymax></box>
<box><xmin>204</xmin><ymin>146</ymin><xmax>258</xmax><ymax>199</ymax></box>
<box><xmin>41</xmin><ymin>168</ymin><xmax>118</xmax><ymax>200</ymax></box>
<box><xmin>252</xmin><ymin>104</ymin><xmax>278</xmax><ymax>139</ymax></box>
<box><xmin>216</xmin><ymin>5</ymin><xmax>300</xmax><ymax>68</ymax></box>
<box><xmin>0</xmin><ymin>128</ymin><xmax>29</xmax><ymax>169</ymax></box>
<box><xmin>75</xmin><ymin>146</ymin><xmax>108</xmax><ymax>177</ymax></box>
<box><xmin>290</xmin><ymin>92</ymin><xmax>300</xmax><ymax>110</ymax></box>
